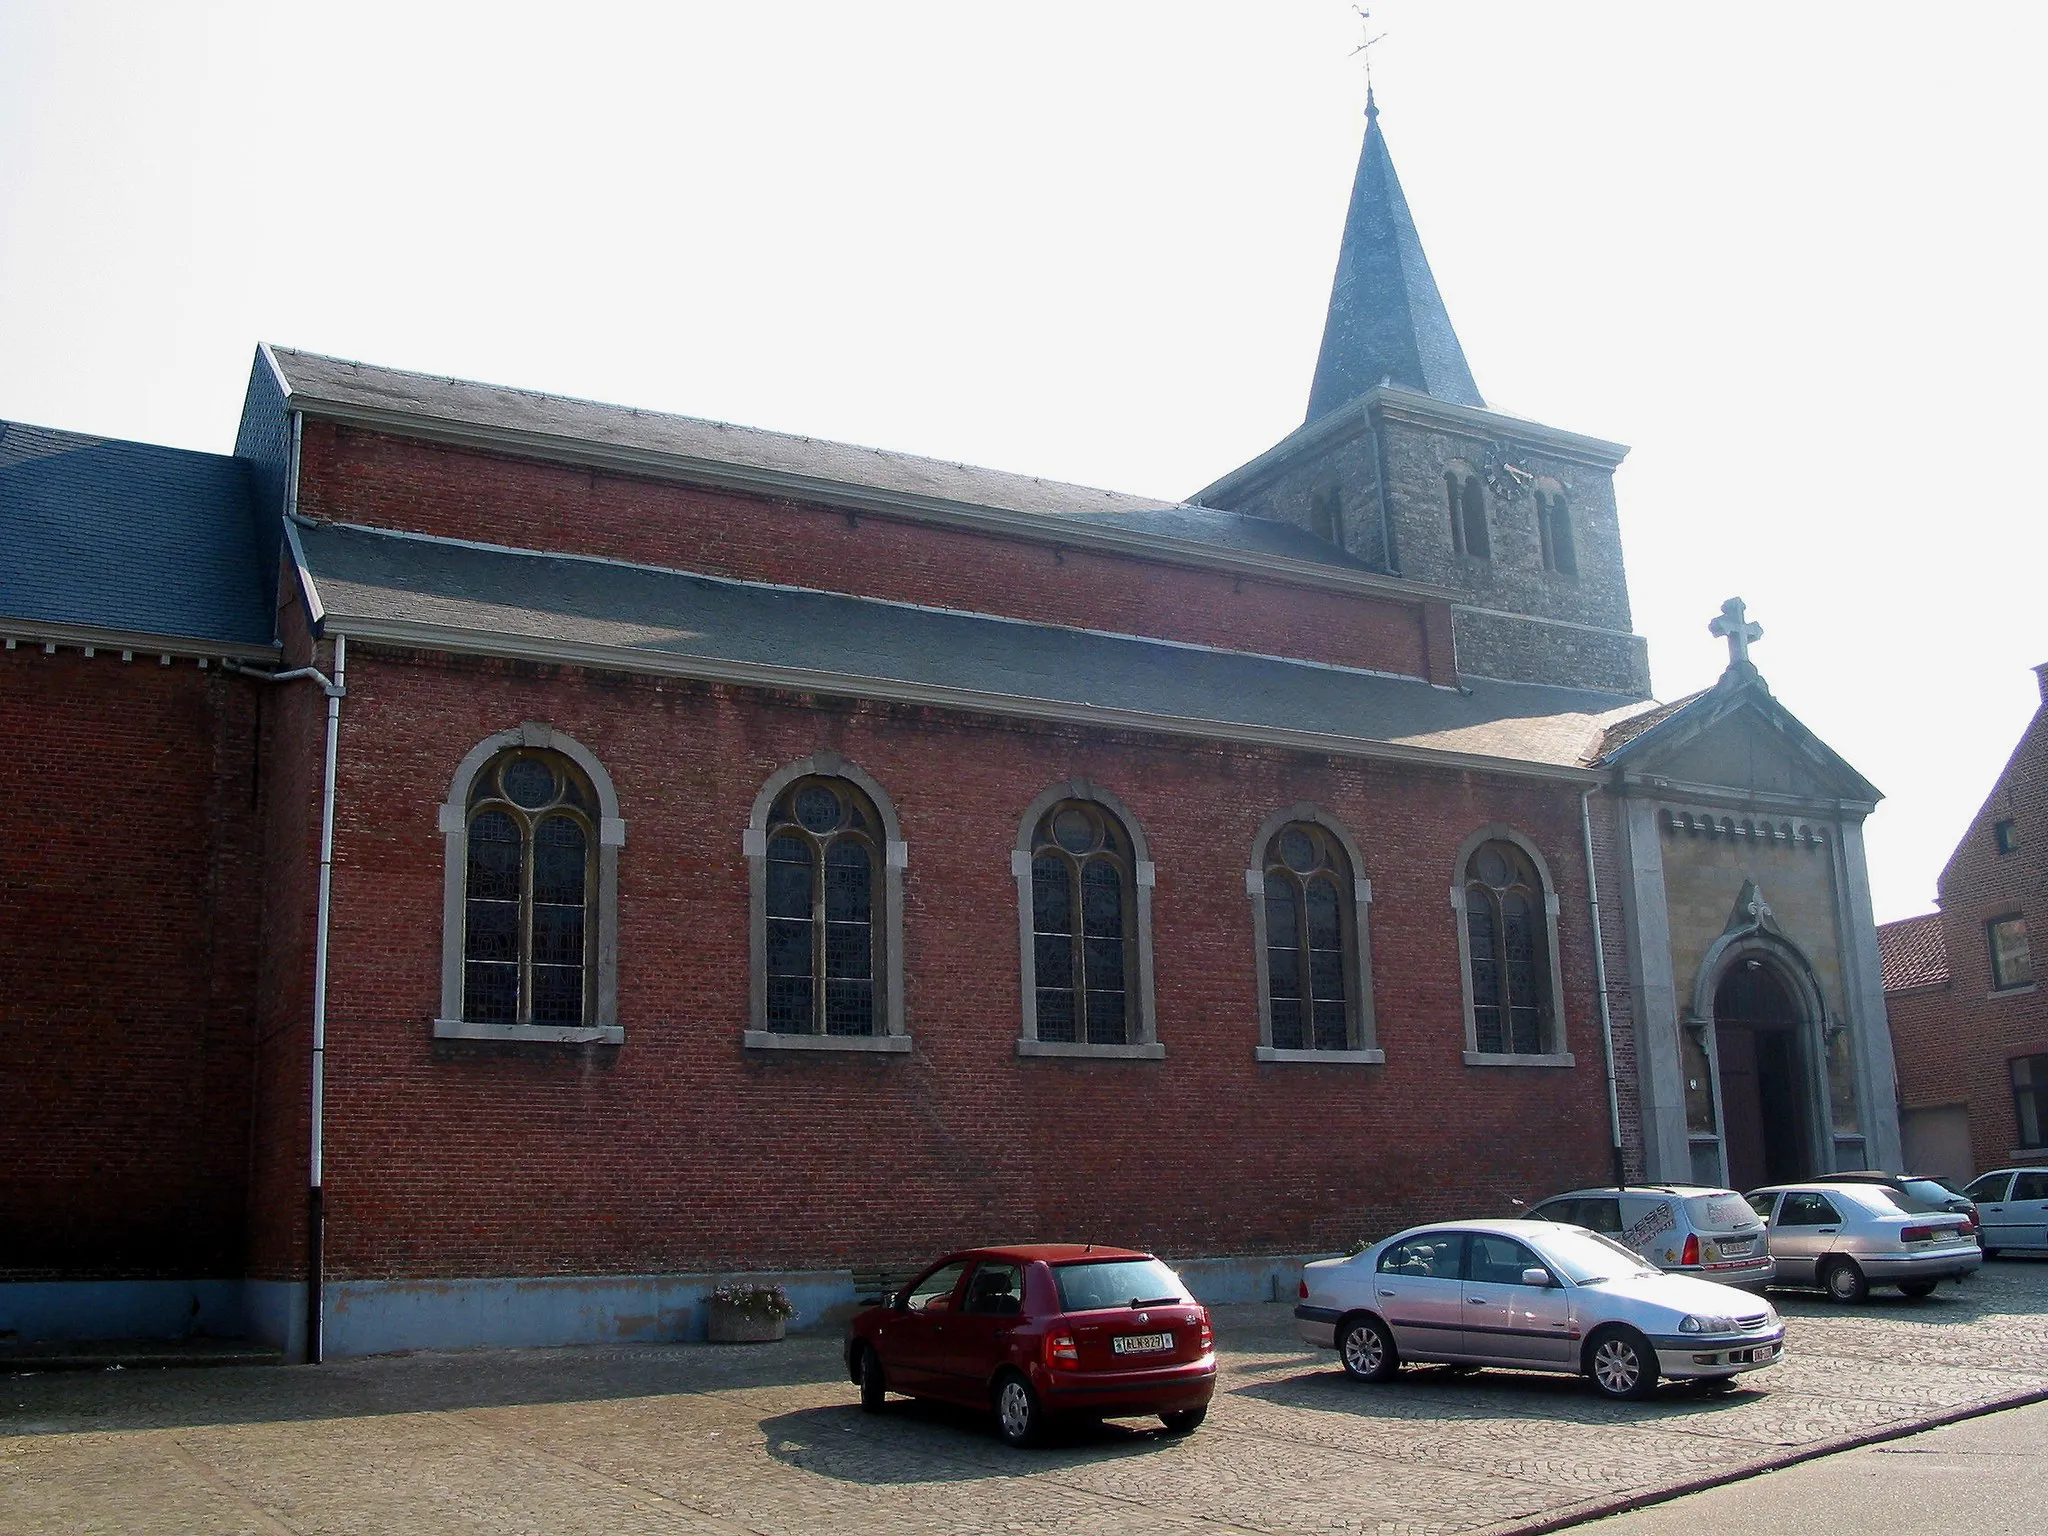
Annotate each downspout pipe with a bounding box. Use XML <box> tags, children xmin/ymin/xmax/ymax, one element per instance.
<box><xmin>1581</xmin><ymin>787</ymin><xmax>1627</xmax><ymax>1189</ymax></box>
<box><xmin>222</xmin><ymin>640</ymin><xmax>346</xmax><ymax>1362</ymax></box>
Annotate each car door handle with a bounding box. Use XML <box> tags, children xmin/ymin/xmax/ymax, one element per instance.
<box><xmin>1818</xmin><ymin>1229</ymin><xmax>1837</xmax><ymax>1234</ymax></box>
<box><xmin>1378</xmin><ymin>1289</ymin><xmax>1396</xmax><ymax>1297</ymax></box>
<box><xmin>1468</xmin><ymin>1296</ymin><xmax>1490</xmax><ymax>1305</ymax></box>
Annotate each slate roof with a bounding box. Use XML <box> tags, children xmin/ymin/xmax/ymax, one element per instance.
<box><xmin>1878</xmin><ymin>913</ymin><xmax>1950</xmax><ymax>993</ymax></box>
<box><xmin>1306</xmin><ymin>98</ymin><xmax>1484</xmax><ymax>421</ymax></box>
<box><xmin>1592</xmin><ymin>689</ymin><xmax>1706</xmax><ymax>759</ymax></box>
<box><xmin>266</xmin><ymin>349</ymin><xmax>1355</xmax><ymax>575</ymax></box>
<box><xmin>0</xmin><ymin>420</ymin><xmax>274</xmax><ymax>649</ymax></box>
<box><xmin>294</xmin><ymin>520</ymin><xmax>1652</xmax><ymax>773</ymax></box>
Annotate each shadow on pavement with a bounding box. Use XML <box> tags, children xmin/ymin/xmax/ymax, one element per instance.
<box><xmin>752</xmin><ymin>1398</ymin><xmax>1194</xmax><ymax>1485</ymax></box>
<box><xmin>1234</xmin><ymin>1360</ymin><xmax>1760</xmax><ymax>1426</ymax></box>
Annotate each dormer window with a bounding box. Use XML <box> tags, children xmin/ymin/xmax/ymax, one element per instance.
<box><xmin>1311</xmin><ymin>486</ymin><xmax>1343</xmax><ymax>546</ymax></box>
<box><xmin>1536</xmin><ymin>487</ymin><xmax>1577</xmax><ymax>576</ymax></box>
<box><xmin>1444</xmin><ymin>469</ymin><xmax>1489</xmax><ymax>560</ymax></box>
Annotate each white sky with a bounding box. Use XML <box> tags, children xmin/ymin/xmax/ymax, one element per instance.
<box><xmin>3</xmin><ymin>2</ymin><xmax>2042</xmax><ymax>923</ymax></box>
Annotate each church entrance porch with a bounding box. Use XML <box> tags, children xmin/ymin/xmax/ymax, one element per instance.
<box><xmin>1713</xmin><ymin>961</ymin><xmax>1815</xmax><ymax>1191</ymax></box>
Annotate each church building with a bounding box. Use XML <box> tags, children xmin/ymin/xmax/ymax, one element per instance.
<box><xmin>0</xmin><ymin>96</ymin><xmax>1900</xmax><ymax>1360</ymax></box>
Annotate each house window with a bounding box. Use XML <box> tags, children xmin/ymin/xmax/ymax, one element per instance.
<box><xmin>1444</xmin><ymin>470</ymin><xmax>1490</xmax><ymax>560</ymax></box>
<box><xmin>1452</xmin><ymin>828</ymin><xmax>1571</xmax><ymax>1065</ymax></box>
<box><xmin>1246</xmin><ymin>813</ymin><xmax>1380</xmax><ymax>1061</ymax></box>
<box><xmin>1990</xmin><ymin>915</ymin><xmax>2033</xmax><ymax>990</ymax></box>
<box><xmin>436</xmin><ymin>723</ymin><xmax>625</xmax><ymax>1045</ymax></box>
<box><xmin>1995</xmin><ymin>819</ymin><xmax>2020</xmax><ymax>854</ymax></box>
<box><xmin>2015</xmin><ymin>1056</ymin><xmax>2048</xmax><ymax>1149</ymax></box>
<box><xmin>1536</xmin><ymin>489</ymin><xmax>1577</xmax><ymax>575</ymax></box>
<box><xmin>1014</xmin><ymin>781</ymin><xmax>1160</xmax><ymax>1058</ymax></box>
<box><xmin>745</xmin><ymin>753</ymin><xmax>909</xmax><ymax>1052</ymax></box>
<box><xmin>764</xmin><ymin>776</ymin><xmax>885</xmax><ymax>1036</ymax></box>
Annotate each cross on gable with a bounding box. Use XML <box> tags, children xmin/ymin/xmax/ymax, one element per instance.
<box><xmin>1709</xmin><ymin>597</ymin><xmax>1763</xmax><ymax>668</ymax></box>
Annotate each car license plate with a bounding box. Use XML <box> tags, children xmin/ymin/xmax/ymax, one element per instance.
<box><xmin>1720</xmin><ymin>1238</ymin><xmax>1755</xmax><ymax>1255</ymax></box>
<box><xmin>1112</xmin><ymin>1332</ymin><xmax>1173</xmax><ymax>1355</ymax></box>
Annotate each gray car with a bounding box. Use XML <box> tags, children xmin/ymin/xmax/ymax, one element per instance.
<box><xmin>1528</xmin><ymin>1184</ymin><xmax>1775</xmax><ymax>1289</ymax></box>
<box><xmin>1296</xmin><ymin>1219</ymin><xmax>1784</xmax><ymax>1400</ymax></box>
<box><xmin>1961</xmin><ymin>1168</ymin><xmax>2048</xmax><ymax>1258</ymax></box>
<box><xmin>1745</xmin><ymin>1183</ymin><xmax>1981</xmax><ymax>1302</ymax></box>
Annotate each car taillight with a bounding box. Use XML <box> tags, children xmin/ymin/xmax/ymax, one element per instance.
<box><xmin>1197</xmin><ymin>1312</ymin><xmax>1214</xmax><ymax>1352</ymax></box>
<box><xmin>1045</xmin><ymin>1331</ymin><xmax>1078</xmax><ymax>1369</ymax></box>
<box><xmin>1901</xmin><ymin>1225</ymin><xmax>1934</xmax><ymax>1242</ymax></box>
<box><xmin>1299</xmin><ymin>1279</ymin><xmax>1309</xmax><ymax>1300</ymax></box>
<box><xmin>1681</xmin><ymin>1234</ymin><xmax>1699</xmax><ymax>1266</ymax></box>
<box><xmin>1962</xmin><ymin>1216</ymin><xmax>1978</xmax><ymax>1233</ymax></box>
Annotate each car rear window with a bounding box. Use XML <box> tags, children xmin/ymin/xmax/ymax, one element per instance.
<box><xmin>1052</xmin><ymin>1258</ymin><xmax>1191</xmax><ymax>1312</ymax></box>
<box><xmin>1838</xmin><ymin>1185</ymin><xmax>1918</xmax><ymax>1216</ymax></box>
<box><xmin>1899</xmin><ymin>1178</ymin><xmax>1961</xmax><ymax>1208</ymax></box>
<box><xmin>1684</xmin><ymin>1192</ymin><xmax>1759</xmax><ymax>1231</ymax></box>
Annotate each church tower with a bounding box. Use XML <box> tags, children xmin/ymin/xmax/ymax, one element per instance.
<box><xmin>1198</xmin><ymin>93</ymin><xmax>1651</xmax><ymax>699</ymax></box>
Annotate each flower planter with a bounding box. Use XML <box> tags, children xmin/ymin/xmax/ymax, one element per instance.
<box><xmin>707</xmin><ymin>1301</ymin><xmax>787</xmax><ymax>1344</ymax></box>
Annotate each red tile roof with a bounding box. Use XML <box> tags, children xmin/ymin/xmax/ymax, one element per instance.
<box><xmin>1878</xmin><ymin>912</ymin><xmax>1949</xmax><ymax>992</ymax></box>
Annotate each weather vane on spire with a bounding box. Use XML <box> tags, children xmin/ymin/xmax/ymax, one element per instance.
<box><xmin>1351</xmin><ymin>6</ymin><xmax>1387</xmax><ymax>114</ymax></box>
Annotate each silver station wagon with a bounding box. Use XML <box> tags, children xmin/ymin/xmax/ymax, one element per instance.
<box><xmin>1746</xmin><ymin>1183</ymin><xmax>1981</xmax><ymax>1301</ymax></box>
<box><xmin>1529</xmin><ymin>1184</ymin><xmax>1774</xmax><ymax>1289</ymax></box>
<box><xmin>1297</xmin><ymin>1219</ymin><xmax>1784</xmax><ymax>1400</ymax></box>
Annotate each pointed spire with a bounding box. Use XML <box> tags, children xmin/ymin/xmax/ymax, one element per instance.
<box><xmin>1306</xmin><ymin>98</ymin><xmax>1484</xmax><ymax>421</ymax></box>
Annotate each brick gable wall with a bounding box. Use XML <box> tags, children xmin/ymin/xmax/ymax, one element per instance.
<box><xmin>1892</xmin><ymin>687</ymin><xmax>2048</xmax><ymax>1169</ymax></box>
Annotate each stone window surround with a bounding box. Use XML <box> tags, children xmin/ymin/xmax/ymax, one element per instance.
<box><xmin>1011</xmin><ymin>778</ymin><xmax>1161</xmax><ymax>1059</ymax></box>
<box><xmin>434</xmin><ymin>722</ymin><xmax>626</xmax><ymax>1046</ymax></box>
<box><xmin>1245</xmin><ymin>803</ymin><xmax>1384</xmax><ymax>1064</ymax></box>
<box><xmin>1449</xmin><ymin>823</ymin><xmax>1574</xmax><ymax>1068</ymax></box>
<box><xmin>744</xmin><ymin>751</ymin><xmax>910</xmax><ymax>1054</ymax></box>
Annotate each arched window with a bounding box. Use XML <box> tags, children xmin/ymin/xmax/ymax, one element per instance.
<box><xmin>1536</xmin><ymin>487</ymin><xmax>1576</xmax><ymax>575</ymax></box>
<box><xmin>1445</xmin><ymin>469</ymin><xmax>1489</xmax><ymax>559</ymax></box>
<box><xmin>1248</xmin><ymin>812</ymin><xmax>1381</xmax><ymax>1061</ymax></box>
<box><xmin>1013</xmin><ymin>781</ymin><xmax>1160</xmax><ymax>1058</ymax></box>
<box><xmin>436</xmin><ymin>723</ymin><xmax>624</xmax><ymax>1045</ymax></box>
<box><xmin>463</xmin><ymin>748</ymin><xmax>596</xmax><ymax>1026</ymax></box>
<box><xmin>764</xmin><ymin>775</ymin><xmax>884</xmax><ymax>1036</ymax></box>
<box><xmin>745</xmin><ymin>752</ymin><xmax>909</xmax><ymax>1053</ymax></box>
<box><xmin>1031</xmin><ymin>800</ymin><xmax>1134</xmax><ymax>1045</ymax></box>
<box><xmin>1460</xmin><ymin>837</ymin><xmax>1557</xmax><ymax>1057</ymax></box>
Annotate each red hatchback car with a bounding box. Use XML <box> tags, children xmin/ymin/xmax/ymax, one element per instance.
<box><xmin>844</xmin><ymin>1244</ymin><xmax>1217</xmax><ymax>1446</ymax></box>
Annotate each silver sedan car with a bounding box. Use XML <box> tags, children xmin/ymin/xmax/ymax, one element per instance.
<box><xmin>1296</xmin><ymin>1219</ymin><xmax>1784</xmax><ymax>1400</ymax></box>
<box><xmin>1745</xmin><ymin>1183</ymin><xmax>1981</xmax><ymax>1302</ymax></box>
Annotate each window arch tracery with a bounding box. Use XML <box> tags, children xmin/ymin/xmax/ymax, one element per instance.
<box><xmin>1451</xmin><ymin>826</ymin><xmax>1571</xmax><ymax>1065</ymax></box>
<box><xmin>1246</xmin><ymin>806</ymin><xmax>1381</xmax><ymax>1062</ymax></box>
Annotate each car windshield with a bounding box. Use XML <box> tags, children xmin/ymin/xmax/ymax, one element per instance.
<box><xmin>1684</xmin><ymin>1191</ymin><xmax>1759</xmax><ymax>1231</ymax></box>
<box><xmin>1051</xmin><ymin>1258</ymin><xmax>1191</xmax><ymax>1311</ymax></box>
<box><xmin>1532</xmin><ymin>1228</ymin><xmax>1659</xmax><ymax>1284</ymax></box>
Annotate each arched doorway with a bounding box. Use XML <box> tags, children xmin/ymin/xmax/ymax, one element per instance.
<box><xmin>1713</xmin><ymin>960</ymin><xmax>1813</xmax><ymax>1190</ymax></box>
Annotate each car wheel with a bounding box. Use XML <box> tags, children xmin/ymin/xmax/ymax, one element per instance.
<box><xmin>993</xmin><ymin>1371</ymin><xmax>1044</xmax><ymax>1448</ymax></box>
<box><xmin>1822</xmin><ymin>1257</ymin><xmax>1869</xmax><ymax>1304</ymax></box>
<box><xmin>1586</xmin><ymin>1326</ymin><xmax>1658</xmax><ymax>1401</ymax></box>
<box><xmin>1160</xmin><ymin>1407</ymin><xmax>1206</xmax><ymax>1435</ymax></box>
<box><xmin>1898</xmin><ymin>1280</ymin><xmax>1938</xmax><ymax>1300</ymax></box>
<box><xmin>857</xmin><ymin>1344</ymin><xmax>887</xmax><ymax>1412</ymax></box>
<box><xmin>1337</xmin><ymin>1315</ymin><xmax>1399</xmax><ymax>1382</ymax></box>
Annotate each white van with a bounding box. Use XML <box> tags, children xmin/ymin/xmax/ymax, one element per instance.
<box><xmin>1529</xmin><ymin>1184</ymin><xmax>1775</xmax><ymax>1290</ymax></box>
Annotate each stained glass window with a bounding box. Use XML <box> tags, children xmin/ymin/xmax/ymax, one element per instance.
<box><xmin>1262</xmin><ymin>821</ymin><xmax>1353</xmax><ymax>1051</ymax></box>
<box><xmin>462</xmin><ymin>750</ymin><xmax>595</xmax><ymax>1026</ymax></box>
<box><xmin>1030</xmin><ymin>800</ymin><xmax>1132</xmax><ymax>1045</ymax></box>
<box><xmin>763</xmin><ymin>776</ymin><xmax>882</xmax><ymax>1035</ymax></box>
<box><xmin>1464</xmin><ymin>838</ymin><xmax>1552</xmax><ymax>1054</ymax></box>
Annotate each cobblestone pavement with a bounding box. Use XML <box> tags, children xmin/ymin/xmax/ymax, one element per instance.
<box><xmin>7</xmin><ymin>1262</ymin><xmax>2048</xmax><ymax>1536</ymax></box>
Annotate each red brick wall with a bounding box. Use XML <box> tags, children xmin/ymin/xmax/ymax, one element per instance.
<box><xmin>294</xmin><ymin>421</ymin><xmax>1444</xmax><ymax>683</ymax></box>
<box><xmin>0</xmin><ymin>645</ymin><xmax>262</xmax><ymax>1281</ymax></box>
<box><xmin>309</xmin><ymin>643</ymin><xmax>1622</xmax><ymax>1279</ymax></box>
<box><xmin>1898</xmin><ymin>692</ymin><xmax>2048</xmax><ymax>1171</ymax></box>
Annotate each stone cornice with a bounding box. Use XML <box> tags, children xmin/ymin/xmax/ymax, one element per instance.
<box><xmin>1195</xmin><ymin>384</ymin><xmax>1630</xmax><ymax>505</ymax></box>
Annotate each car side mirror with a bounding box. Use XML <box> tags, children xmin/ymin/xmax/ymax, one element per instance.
<box><xmin>1521</xmin><ymin>1267</ymin><xmax>1555</xmax><ymax>1288</ymax></box>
